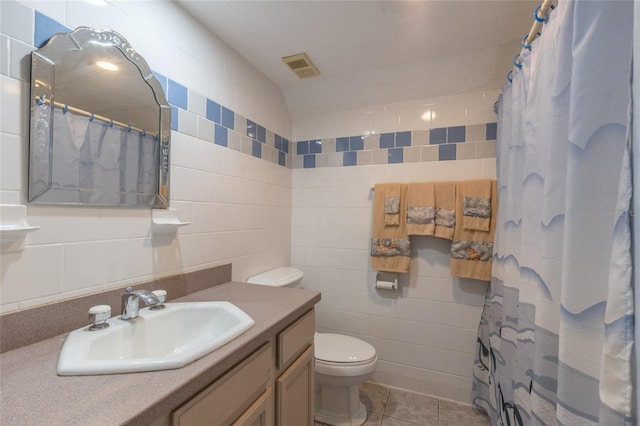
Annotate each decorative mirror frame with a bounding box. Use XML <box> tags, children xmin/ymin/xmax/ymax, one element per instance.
<box><xmin>28</xmin><ymin>27</ymin><xmax>171</xmax><ymax>208</ymax></box>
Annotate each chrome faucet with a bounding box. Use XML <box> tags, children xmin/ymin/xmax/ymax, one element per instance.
<box><xmin>121</xmin><ymin>287</ymin><xmax>164</xmax><ymax>319</ymax></box>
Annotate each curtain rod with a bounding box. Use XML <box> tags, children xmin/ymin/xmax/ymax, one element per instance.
<box><xmin>525</xmin><ymin>0</ymin><xmax>556</xmax><ymax>47</ymax></box>
<box><xmin>495</xmin><ymin>0</ymin><xmax>556</xmax><ymax>113</ymax></box>
<box><xmin>511</xmin><ymin>0</ymin><xmax>556</xmax><ymax>81</ymax></box>
<box><xmin>35</xmin><ymin>96</ymin><xmax>158</xmax><ymax>138</ymax></box>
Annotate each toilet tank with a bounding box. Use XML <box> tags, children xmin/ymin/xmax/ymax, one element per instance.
<box><xmin>246</xmin><ymin>267</ymin><xmax>304</xmax><ymax>288</ymax></box>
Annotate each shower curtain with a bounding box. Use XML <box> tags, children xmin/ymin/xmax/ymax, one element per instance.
<box><xmin>51</xmin><ymin>108</ymin><xmax>159</xmax><ymax>205</ymax></box>
<box><xmin>471</xmin><ymin>1</ymin><xmax>635</xmax><ymax>425</ymax></box>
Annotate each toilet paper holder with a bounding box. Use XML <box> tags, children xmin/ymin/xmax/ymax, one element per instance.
<box><xmin>375</xmin><ymin>272</ymin><xmax>398</xmax><ymax>291</ymax></box>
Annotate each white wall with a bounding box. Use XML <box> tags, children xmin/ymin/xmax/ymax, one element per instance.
<box><xmin>0</xmin><ymin>0</ymin><xmax>293</xmax><ymax>313</ymax></box>
<box><xmin>292</xmin><ymin>91</ymin><xmax>498</xmax><ymax>403</ymax></box>
<box><xmin>1</xmin><ymin>0</ymin><xmax>504</xmax><ymax>405</ymax></box>
<box><xmin>294</xmin><ymin>90</ymin><xmax>500</xmax><ymax>141</ymax></box>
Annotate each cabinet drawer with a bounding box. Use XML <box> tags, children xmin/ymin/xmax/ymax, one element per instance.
<box><xmin>277</xmin><ymin>309</ymin><xmax>314</xmax><ymax>370</ymax></box>
<box><xmin>172</xmin><ymin>343</ymin><xmax>273</xmax><ymax>426</ymax></box>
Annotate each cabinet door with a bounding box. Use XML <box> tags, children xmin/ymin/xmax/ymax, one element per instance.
<box><xmin>172</xmin><ymin>343</ymin><xmax>273</xmax><ymax>426</ymax></box>
<box><xmin>276</xmin><ymin>345</ymin><xmax>314</xmax><ymax>426</ymax></box>
<box><xmin>232</xmin><ymin>387</ymin><xmax>274</xmax><ymax>426</ymax></box>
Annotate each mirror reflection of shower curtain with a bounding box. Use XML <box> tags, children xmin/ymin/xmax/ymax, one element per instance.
<box><xmin>51</xmin><ymin>108</ymin><xmax>158</xmax><ymax>205</ymax></box>
<box><xmin>471</xmin><ymin>1</ymin><xmax>634</xmax><ymax>425</ymax></box>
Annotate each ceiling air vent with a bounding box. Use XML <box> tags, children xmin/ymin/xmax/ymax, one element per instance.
<box><xmin>282</xmin><ymin>53</ymin><xmax>320</xmax><ymax>79</ymax></box>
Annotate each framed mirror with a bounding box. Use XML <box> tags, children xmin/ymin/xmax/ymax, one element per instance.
<box><xmin>28</xmin><ymin>27</ymin><xmax>170</xmax><ymax>208</ymax></box>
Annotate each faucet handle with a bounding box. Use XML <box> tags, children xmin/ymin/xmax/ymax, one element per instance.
<box><xmin>152</xmin><ymin>290</ymin><xmax>167</xmax><ymax>303</ymax></box>
<box><xmin>88</xmin><ymin>305</ymin><xmax>111</xmax><ymax>330</ymax></box>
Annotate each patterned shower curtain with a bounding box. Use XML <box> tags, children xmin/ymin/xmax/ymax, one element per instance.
<box><xmin>50</xmin><ymin>108</ymin><xmax>158</xmax><ymax>205</ymax></box>
<box><xmin>471</xmin><ymin>1</ymin><xmax>635</xmax><ymax>425</ymax></box>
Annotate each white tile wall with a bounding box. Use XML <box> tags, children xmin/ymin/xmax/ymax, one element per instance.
<box><xmin>0</xmin><ymin>1</ymin><xmax>33</xmax><ymax>45</ymax></box>
<box><xmin>292</xmin><ymin>93</ymin><xmax>496</xmax><ymax>404</ymax></box>
<box><xmin>0</xmin><ymin>0</ymin><xmax>292</xmax><ymax>312</ymax></box>
<box><xmin>293</xmin><ymin>89</ymin><xmax>501</xmax><ymax>141</ymax></box>
<box><xmin>2</xmin><ymin>0</ymin><xmax>502</xmax><ymax>406</ymax></box>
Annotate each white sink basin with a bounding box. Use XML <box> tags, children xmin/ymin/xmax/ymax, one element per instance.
<box><xmin>57</xmin><ymin>302</ymin><xmax>255</xmax><ymax>375</ymax></box>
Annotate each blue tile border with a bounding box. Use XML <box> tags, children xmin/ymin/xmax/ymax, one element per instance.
<box><xmin>388</xmin><ymin>148</ymin><xmax>403</xmax><ymax>164</ymax></box>
<box><xmin>343</xmin><ymin>151</ymin><xmax>357</xmax><ymax>166</ymax></box>
<box><xmin>395</xmin><ymin>131</ymin><xmax>411</xmax><ymax>147</ymax></box>
<box><xmin>206</xmin><ymin>99</ymin><xmax>221</xmax><ymax>124</ymax></box>
<box><xmin>221</xmin><ymin>106</ymin><xmax>234</xmax><ymax>130</ymax></box>
<box><xmin>303</xmin><ymin>154</ymin><xmax>316</xmax><ymax>168</ymax></box>
<box><xmin>252</xmin><ymin>139</ymin><xmax>262</xmax><ymax>158</ymax></box>
<box><xmin>429</xmin><ymin>128</ymin><xmax>447</xmax><ymax>145</ymax></box>
<box><xmin>309</xmin><ymin>140</ymin><xmax>322</xmax><ymax>154</ymax></box>
<box><xmin>439</xmin><ymin>144</ymin><xmax>456</xmax><ymax>161</ymax></box>
<box><xmin>170</xmin><ymin>106</ymin><xmax>178</xmax><ymax>131</ymax></box>
<box><xmin>34</xmin><ymin>11</ymin><xmax>71</xmax><ymax>48</ymax></box>
<box><xmin>380</xmin><ymin>133</ymin><xmax>395</xmax><ymax>149</ymax></box>
<box><xmin>349</xmin><ymin>136</ymin><xmax>364</xmax><ymax>151</ymax></box>
<box><xmin>447</xmin><ymin>126</ymin><xmax>465</xmax><ymax>143</ymax></box>
<box><xmin>486</xmin><ymin>122</ymin><xmax>497</xmax><ymax>140</ymax></box>
<box><xmin>246</xmin><ymin>120</ymin><xmax>256</xmax><ymax>139</ymax></box>
<box><xmin>168</xmin><ymin>80</ymin><xmax>188</xmax><ymax>110</ymax></box>
<box><xmin>214</xmin><ymin>124</ymin><xmax>228</xmax><ymax>147</ymax></box>
<box><xmin>336</xmin><ymin>137</ymin><xmax>349</xmax><ymax>152</ymax></box>
<box><xmin>152</xmin><ymin>71</ymin><xmax>168</xmax><ymax>95</ymax></box>
<box><xmin>297</xmin><ymin>141</ymin><xmax>309</xmax><ymax>155</ymax></box>
<box><xmin>291</xmin><ymin>120</ymin><xmax>497</xmax><ymax>169</ymax></box>
<box><xmin>256</xmin><ymin>124</ymin><xmax>266</xmax><ymax>143</ymax></box>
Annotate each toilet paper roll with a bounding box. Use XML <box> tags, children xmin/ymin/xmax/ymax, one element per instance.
<box><xmin>375</xmin><ymin>280</ymin><xmax>397</xmax><ymax>290</ymax></box>
<box><xmin>375</xmin><ymin>272</ymin><xmax>398</xmax><ymax>291</ymax></box>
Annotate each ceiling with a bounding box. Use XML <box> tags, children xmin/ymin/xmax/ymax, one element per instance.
<box><xmin>176</xmin><ymin>1</ymin><xmax>538</xmax><ymax>119</ymax></box>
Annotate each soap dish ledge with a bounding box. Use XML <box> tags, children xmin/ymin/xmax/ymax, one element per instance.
<box><xmin>151</xmin><ymin>208</ymin><xmax>190</xmax><ymax>233</ymax></box>
<box><xmin>0</xmin><ymin>204</ymin><xmax>40</xmax><ymax>241</ymax></box>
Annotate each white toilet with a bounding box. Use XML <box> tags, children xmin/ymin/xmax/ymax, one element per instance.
<box><xmin>247</xmin><ymin>267</ymin><xmax>378</xmax><ymax>426</ymax></box>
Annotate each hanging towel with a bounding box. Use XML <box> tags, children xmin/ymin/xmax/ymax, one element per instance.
<box><xmin>462</xmin><ymin>179</ymin><xmax>492</xmax><ymax>231</ymax></box>
<box><xmin>406</xmin><ymin>182</ymin><xmax>435</xmax><ymax>236</ymax></box>
<box><xmin>371</xmin><ymin>183</ymin><xmax>411</xmax><ymax>273</ymax></box>
<box><xmin>433</xmin><ymin>181</ymin><xmax>456</xmax><ymax>240</ymax></box>
<box><xmin>383</xmin><ymin>183</ymin><xmax>402</xmax><ymax>226</ymax></box>
<box><xmin>449</xmin><ymin>179</ymin><xmax>497</xmax><ymax>281</ymax></box>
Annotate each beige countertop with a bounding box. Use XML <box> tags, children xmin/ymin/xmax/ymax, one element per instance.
<box><xmin>0</xmin><ymin>282</ymin><xmax>320</xmax><ymax>426</ymax></box>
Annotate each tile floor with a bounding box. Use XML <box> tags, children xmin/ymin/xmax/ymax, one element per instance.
<box><xmin>314</xmin><ymin>381</ymin><xmax>490</xmax><ymax>426</ymax></box>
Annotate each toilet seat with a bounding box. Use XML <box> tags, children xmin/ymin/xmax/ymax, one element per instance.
<box><xmin>315</xmin><ymin>356</ymin><xmax>378</xmax><ymax>377</ymax></box>
<box><xmin>314</xmin><ymin>333</ymin><xmax>377</xmax><ymax>377</ymax></box>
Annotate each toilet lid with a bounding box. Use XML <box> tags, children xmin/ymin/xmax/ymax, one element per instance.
<box><xmin>246</xmin><ymin>267</ymin><xmax>303</xmax><ymax>287</ymax></box>
<box><xmin>314</xmin><ymin>333</ymin><xmax>376</xmax><ymax>363</ymax></box>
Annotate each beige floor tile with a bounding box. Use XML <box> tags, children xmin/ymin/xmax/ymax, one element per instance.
<box><xmin>381</xmin><ymin>416</ymin><xmax>422</xmax><ymax>426</ymax></box>
<box><xmin>438</xmin><ymin>399</ymin><xmax>490</xmax><ymax>426</ymax></box>
<box><xmin>320</xmin><ymin>382</ymin><xmax>489</xmax><ymax>426</ymax></box>
<box><xmin>384</xmin><ymin>389</ymin><xmax>438</xmax><ymax>426</ymax></box>
<box><xmin>360</xmin><ymin>381</ymin><xmax>391</xmax><ymax>415</ymax></box>
<box><xmin>363</xmin><ymin>412</ymin><xmax>383</xmax><ymax>426</ymax></box>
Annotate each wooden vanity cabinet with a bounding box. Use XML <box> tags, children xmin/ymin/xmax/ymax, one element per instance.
<box><xmin>275</xmin><ymin>309</ymin><xmax>315</xmax><ymax>426</ymax></box>
<box><xmin>276</xmin><ymin>345</ymin><xmax>314</xmax><ymax>425</ymax></box>
<box><xmin>172</xmin><ymin>342</ymin><xmax>273</xmax><ymax>426</ymax></box>
<box><xmin>169</xmin><ymin>309</ymin><xmax>315</xmax><ymax>426</ymax></box>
